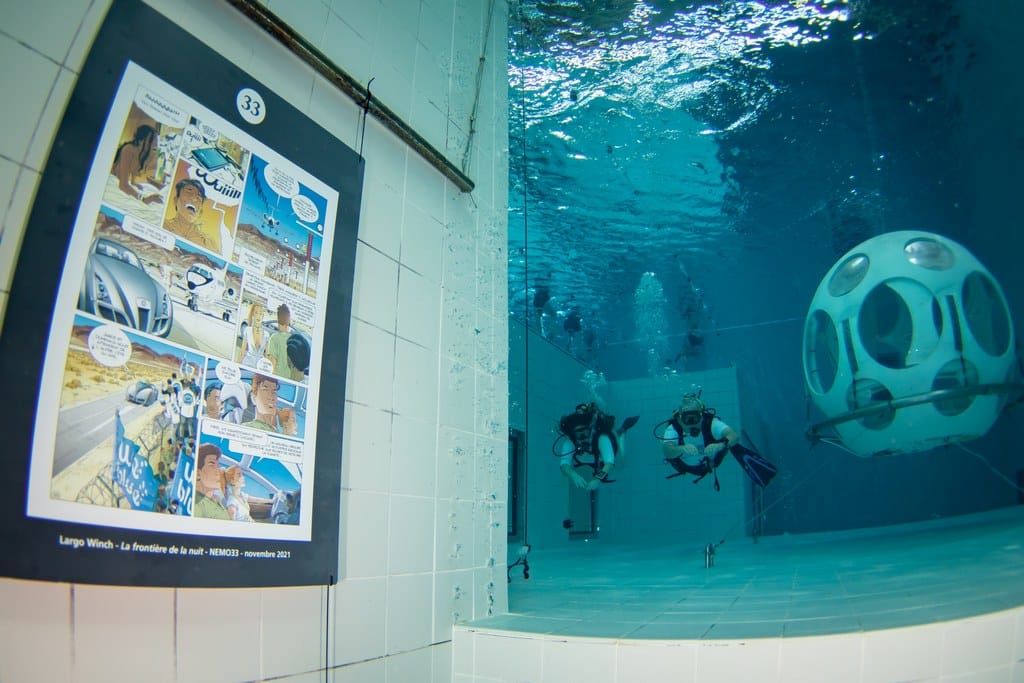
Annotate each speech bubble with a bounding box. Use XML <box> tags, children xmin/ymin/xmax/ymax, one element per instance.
<box><xmin>88</xmin><ymin>325</ymin><xmax>132</xmax><ymax>367</ymax></box>
<box><xmin>291</xmin><ymin>195</ymin><xmax>319</xmax><ymax>224</ymax></box>
<box><xmin>263</xmin><ymin>438</ymin><xmax>303</xmax><ymax>463</ymax></box>
<box><xmin>215</xmin><ymin>361</ymin><xmax>241</xmax><ymax>385</ymax></box>
<box><xmin>256</xmin><ymin>357</ymin><xmax>274</xmax><ymax>374</ymax></box>
<box><xmin>237</xmin><ymin>247</ymin><xmax>267</xmax><ymax>275</ymax></box>
<box><xmin>123</xmin><ymin>216</ymin><xmax>174</xmax><ymax>251</ymax></box>
<box><xmin>183</xmin><ymin>125</ymin><xmax>204</xmax><ymax>148</ymax></box>
<box><xmin>134</xmin><ymin>88</ymin><xmax>188</xmax><ymax>127</ymax></box>
<box><xmin>263</xmin><ymin>163</ymin><xmax>300</xmax><ymax>198</ymax></box>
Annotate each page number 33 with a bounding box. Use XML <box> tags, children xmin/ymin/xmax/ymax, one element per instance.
<box><xmin>236</xmin><ymin>88</ymin><xmax>266</xmax><ymax>125</ymax></box>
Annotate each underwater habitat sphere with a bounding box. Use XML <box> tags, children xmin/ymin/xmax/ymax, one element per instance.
<box><xmin>804</xmin><ymin>231</ymin><xmax>1018</xmax><ymax>457</ymax></box>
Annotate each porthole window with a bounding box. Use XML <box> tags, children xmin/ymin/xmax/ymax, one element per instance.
<box><xmin>805</xmin><ymin>309</ymin><xmax>839</xmax><ymax>394</ymax></box>
<box><xmin>828</xmin><ymin>254</ymin><xmax>869</xmax><ymax>297</ymax></box>
<box><xmin>962</xmin><ymin>271</ymin><xmax>1010</xmax><ymax>357</ymax></box>
<box><xmin>905</xmin><ymin>237</ymin><xmax>954</xmax><ymax>270</ymax></box>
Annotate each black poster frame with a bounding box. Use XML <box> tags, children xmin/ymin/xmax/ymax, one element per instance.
<box><xmin>0</xmin><ymin>0</ymin><xmax>360</xmax><ymax>587</ymax></box>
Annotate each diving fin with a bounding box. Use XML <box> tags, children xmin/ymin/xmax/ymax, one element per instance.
<box><xmin>729</xmin><ymin>444</ymin><xmax>777</xmax><ymax>488</ymax></box>
<box><xmin>616</xmin><ymin>415</ymin><xmax>640</xmax><ymax>436</ymax></box>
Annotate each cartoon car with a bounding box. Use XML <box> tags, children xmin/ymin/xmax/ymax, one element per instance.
<box><xmin>126</xmin><ymin>380</ymin><xmax>159</xmax><ymax>406</ymax></box>
<box><xmin>184</xmin><ymin>262</ymin><xmax>236</xmax><ymax>321</ymax></box>
<box><xmin>79</xmin><ymin>238</ymin><xmax>173</xmax><ymax>337</ymax></box>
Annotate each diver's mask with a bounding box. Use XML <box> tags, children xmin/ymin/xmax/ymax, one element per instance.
<box><xmin>679</xmin><ymin>408</ymin><xmax>702</xmax><ymax>437</ymax></box>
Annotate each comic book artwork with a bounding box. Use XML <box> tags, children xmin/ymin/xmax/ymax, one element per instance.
<box><xmin>27</xmin><ymin>61</ymin><xmax>336</xmax><ymax>541</ymax></box>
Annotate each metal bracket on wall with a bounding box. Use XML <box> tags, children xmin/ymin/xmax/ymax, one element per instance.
<box><xmin>227</xmin><ymin>0</ymin><xmax>476</xmax><ymax>193</ymax></box>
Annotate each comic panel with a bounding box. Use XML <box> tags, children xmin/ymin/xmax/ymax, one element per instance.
<box><xmin>80</xmin><ymin>207</ymin><xmax>243</xmax><ymax>359</ymax></box>
<box><xmin>161</xmin><ymin>150</ymin><xmax>242</xmax><ymax>260</ymax></box>
<box><xmin>167</xmin><ymin>242</ymin><xmax>243</xmax><ymax>358</ymax></box>
<box><xmin>195</xmin><ymin>433</ymin><xmax>303</xmax><ymax>525</ymax></box>
<box><xmin>235</xmin><ymin>273</ymin><xmax>315</xmax><ymax>383</ymax></box>
<box><xmin>51</xmin><ymin>314</ymin><xmax>206</xmax><ymax>516</ymax></box>
<box><xmin>202</xmin><ymin>359</ymin><xmax>308</xmax><ymax>440</ymax></box>
<box><xmin>102</xmin><ymin>88</ymin><xmax>188</xmax><ymax>224</ymax></box>
<box><xmin>235</xmin><ymin>154</ymin><xmax>326</xmax><ymax>299</ymax></box>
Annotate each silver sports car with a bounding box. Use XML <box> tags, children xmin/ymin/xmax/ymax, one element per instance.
<box><xmin>79</xmin><ymin>237</ymin><xmax>173</xmax><ymax>337</ymax></box>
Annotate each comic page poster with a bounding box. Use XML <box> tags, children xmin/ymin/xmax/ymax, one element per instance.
<box><xmin>0</xmin><ymin>1</ymin><xmax>360</xmax><ymax>587</ymax></box>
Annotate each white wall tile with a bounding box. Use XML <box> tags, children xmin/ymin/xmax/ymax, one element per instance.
<box><xmin>941</xmin><ymin>612</ymin><xmax>1016</xmax><ymax>677</ymax></box>
<box><xmin>616</xmin><ymin>641</ymin><xmax>698</xmax><ymax>683</ymax></box>
<box><xmin>320</xmin><ymin>11</ymin><xmax>374</xmax><ymax>85</ymax></box>
<box><xmin>176</xmin><ymin>587</ymin><xmax>262</xmax><ymax>681</ymax></box>
<box><xmin>393</xmin><ymin>336</ymin><xmax>439</xmax><ymax>422</ymax></box>
<box><xmin>342</xmin><ymin>401</ymin><xmax>392</xmax><ymax>492</ymax></box>
<box><xmin>862</xmin><ymin>624</ymin><xmax>943</xmax><ymax>682</ymax></box>
<box><xmin>472</xmin><ymin>632</ymin><xmax>544</xmax><ymax>681</ymax></box>
<box><xmin>334</xmin><ymin>576</ymin><xmax>387</xmax><ymax>664</ymax></box>
<box><xmin>542</xmin><ymin>639</ymin><xmax>618</xmax><ymax>683</ymax></box>
<box><xmin>261</xmin><ymin>586</ymin><xmax>326</xmax><ymax>678</ymax></box>
<box><xmin>402</xmin><ymin>201</ymin><xmax>444</xmax><ymax>284</ymax></box>
<box><xmin>436</xmin><ymin>498</ymin><xmax>476</xmax><ymax>571</ymax></box>
<box><xmin>335</xmin><ymin>657</ymin><xmax>386</xmax><ymax>682</ymax></box>
<box><xmin>434</xmin><ymin>569</ymin><xmax>475</xmax><ymax>641</ymax></box>
<box><xmin>372</xmin><ymin>5</ymin><xmax>419</xmax><ymax>84</ymax></box>
<box><xmin>0</xmin><ymin>579</ymin><xmax>72</xmax><ymax>683</ymax></box>
<box><xmin>1</xmin><ymin>0</ymin><xmax>92</xmax><ymax>64</ymax></box>
<box><xmin>25</xmin><ymin>67</ymin><xmax>76</xmax><ymax>172</ymax></box>
<box><xmin>695</xmin><ymin>639</ymin><xmax>781</xmax><ymax>682</ymax></box>
<box><xmin>436</xmin><ymin>424</ymin><xmax>476</xmax><ymax>500</ymax></box>
<box><xmin>308</xmin><ymin>72</ymin><xmax>364</xmax><ymax>150</ymax></box>
<box><xmin>385</xmin><ymin>644</ymin><xmax>435</xmax><ymax>681</ymax></box>
<box><xmin>432</xmin><ymin>640</ymin><xmax>454</xmax><ymax>682</ymax></box>
<box><xmin>777</xmin><ymin>634</ymin><xmax>862</xmax><ymax>683</ymax></box>
<box><xmin>472</xmin><ymin>566</ymin><xmax>502</xmax><ymax>620</ymax></box>
<box><xmin>352</xmin><ymin>244</ymin><xmax>399</xmax><ymax>331</ymax></box>
<box><xmin>340</xmin><ymin>489</ymin><xmax>389</xmax><ymax>578</ymax></box>
<box><xmin>439</xmin><ymin>355</ymin><xmax>476</xmax><ymax>433</ymax></box>
<box><xmin>0</xmin><ymin>35</ymin><xmax>60</xmax><ymax>163</ymax></box>
<box><xmin>389</xmin><ymin>493</ymin><xmax>436</xmax><ymax>574</ymax></box>
<box><xmin>329</xmin><ymin>0</ymin><xmax>382</xmax><ymax>41</ymax></box>
<box><xmin>397</xmin><ymin>265</ymin><xmax>442</xmax><ymax>349</ymax></box>
<box><xmin>66</xmin><ymin>0</ymin><xmax>112</xmax><ymax>72</ymax></box>
<box><xmin>405</xmin><ymin>150</ymin><xmax>447</xmax><ymax>217</ymax></box>
<box><xmin>268</xmin><ymin>0</ymin><xmax>331</xmax><ymax>47</ymax></box>
<box><xmin>441</xmin><ymin>289</ymin><xmax>476</xmax><ymax>362</ymax></box>
<box><xmin>0</xmin><ymin>155</ymin><xmax>20</xmax><ymax>246</ymax></box>
<box><xmin>386</xmin><ymin>572</ymin><xmax>434</xmax><ymax>653</ymax></box>
<box><xmin>358</xmin><ymin>176</ymin><xmax>404</xmax><ymax>259</ymax></box>
<box><xmin>391</xmin><ymin>413</ymin><xmax>439</xmax><ymax>497</ymax></box>
<box><xmin>73</xmin><ymin>585</ymin><xmax>175</xmax><ymax>683</ymax></box>
<box><xmin>344</xmin><ymin>318</ymin><xmax>395</xmax><ymax>410</ymax></box>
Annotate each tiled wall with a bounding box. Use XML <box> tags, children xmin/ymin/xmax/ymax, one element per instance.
<box><xmin>453</xmin><ymin>607</ymin><xmax>1024</xmax><ymax>682</ymax></box>
<box><xmin>0</xmin><ymin>0</ymin><xmax>509</xmax><ymax>681</ymax></box>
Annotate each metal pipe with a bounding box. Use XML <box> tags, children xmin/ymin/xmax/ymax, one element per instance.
<box><xmin>807</xmin><ymin>382</ymin><xmax>1024</xmax><ymax>437</ymax></box>
<box><xmin>225</xmin><ymin>0</ymin><xmax>475</xmax><ymax>193</ymax></box>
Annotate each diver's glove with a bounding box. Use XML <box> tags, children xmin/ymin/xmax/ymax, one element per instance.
<box><xmin>568</xmin><ymin>471</ymin><xmax>588</xmax><ymax>489</ymax></box>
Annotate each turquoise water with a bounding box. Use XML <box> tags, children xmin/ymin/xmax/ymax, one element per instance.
<box><xmin>508</xmin><ymin>0</ymin><xmax>1024</xmax><ymax>534</ymax></box>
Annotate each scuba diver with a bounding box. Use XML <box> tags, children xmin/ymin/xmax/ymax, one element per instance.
<box><xmin>554</xmin><ymin>403</ymin><xmax>639</xmax><ymax>490</ymax></box>
<box><xmin>657</xmin><ymin>392</ymin><xmax>777</xmax><ymax>490</ymax></box>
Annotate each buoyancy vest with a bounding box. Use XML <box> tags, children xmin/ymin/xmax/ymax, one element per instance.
<box><xmin>668</xmin><ymin>411</ymin><xmax>727</xmax><ymax>448</ymax></box>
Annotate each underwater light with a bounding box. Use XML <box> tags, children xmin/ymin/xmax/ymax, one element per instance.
<box><xmin>803</xmin><ymin>231</ymin><xmax>1022</xmax><ymax>456</ymax></box>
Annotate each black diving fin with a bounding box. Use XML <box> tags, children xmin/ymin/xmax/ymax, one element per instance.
<box><xmin>729</xmin><ymin>444</ymin><xmax>777</xmax><ymax>488</ymax></box>
<box><xmin>616</xmin><ymin>415</ymin><xmax>640</xmax><ymax>436</ymax></box>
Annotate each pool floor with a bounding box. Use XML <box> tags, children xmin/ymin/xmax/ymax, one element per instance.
<box><xmin>475</xmin><ymin>506</ymin><xmax>1024</xmax><ymax>639</ymax></box>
